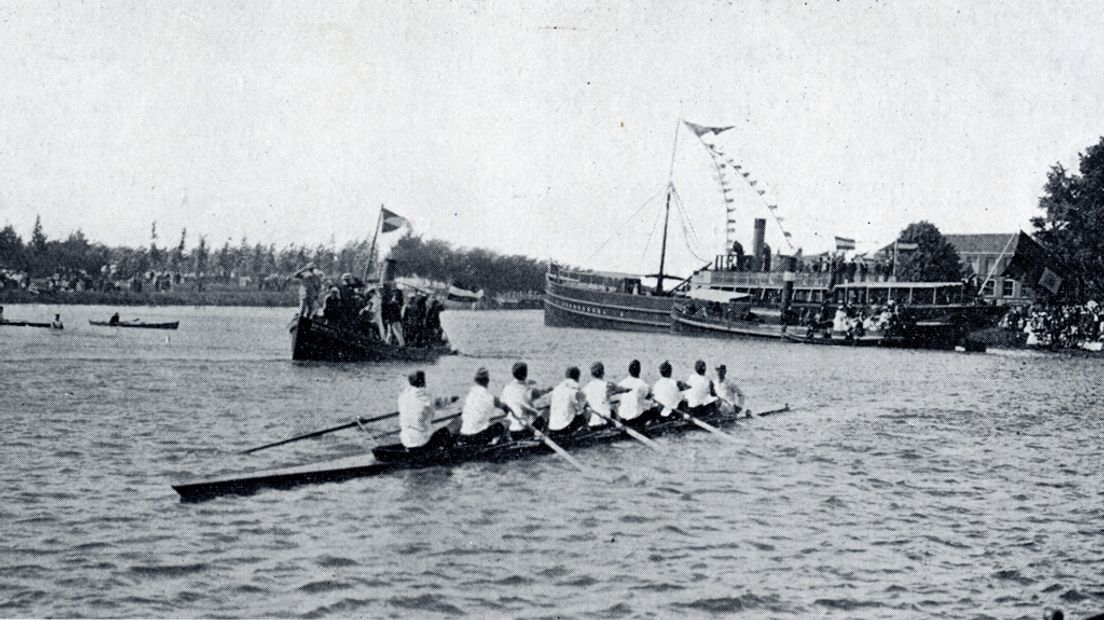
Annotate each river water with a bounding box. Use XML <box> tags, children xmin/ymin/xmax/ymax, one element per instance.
<box><xmin>1</xmin><ymin>305</ymin><xmax>1101</xmax><ymax>618</ymax></box>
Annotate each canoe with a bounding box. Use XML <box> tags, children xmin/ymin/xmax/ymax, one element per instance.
<box><xmin>172</xmin><ymin>403</ymin><xmax>757</xmax><ymax>503</ymax></box>
<box><xmin>0</xmin><ymin>320</ymin><xmax>53</xmax><ymax>328</ymax></box>
<box><xmin>89</xmin><ymin>320</ymin><xmax>179</xmax><ymax>330</ymax></box>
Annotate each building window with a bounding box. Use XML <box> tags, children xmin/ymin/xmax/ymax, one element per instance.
<box><xmin>1002</xmin><ymin>279</ymin><xmax>1015</xmax><ymax>298</ymax></box>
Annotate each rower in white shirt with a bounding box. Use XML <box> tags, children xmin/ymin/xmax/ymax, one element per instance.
<box><xmin>684</xmin><ymin>360</ymin><xmax>717</xmax><ymax>415</ymax></box>
<box><xmin>712</xmin><ymin>364</ymin><xmax>746</xmax><ymax>416</ymax></box>
<box><xmin>458</xmin><ymin>367</ymin><xmax>509</xmax><ymax>446</ymax></box>
<box><xmin>651</xmin><ymin>361</ymin><xmax>686</xmax><ymax>418</ymax></box>
<box><xmin>397</xmin><ymin>370</ymin><xmax>454</xmax><ymax>453</ymax></box>
<box><xmin>500</xmin><ymin>361</ymin><xmax>552</xmax><ymax>440</ymax></box>
<box><xmin>548</xmin><ymin>366</ymin><xmax>588</xmax><ymax>438</ymax></box>
<box><xmin>582</xmin><ymin>362</ymin><xmax>630</xmax><ymax>427</ymax></box>
<box><xmin>616</xmin><ymin>359</ymin><xmax>654</xmax><ymax>428</ymax></box>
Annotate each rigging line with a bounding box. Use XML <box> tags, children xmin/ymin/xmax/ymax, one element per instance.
<box><xmin>583</xmin><ymin>185</ymin><xmax>667</xmax><ymax>264</ymax></box>
<box><xmin>670</xmin><ymin>187</ymin><xmax>710</xmax><ymax>263</ymax></box>
<box><xmin>640</xmin><ymin>196</ymin><xmax>667</xmax><ymax>263</ymax></box>
<box><xmin>671</xmin><ymin>186</ymin><xmax>706</xmax><ymax>252</ymax></box>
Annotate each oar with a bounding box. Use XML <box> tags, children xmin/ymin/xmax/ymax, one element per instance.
<box><xmin>504</xmin><ymin>409</ymin><xmax>596</xmax><ymax>476</ymax></box>
<box><xmin>366</xmin><ymin>411</ymin><xmax>464</xmax><ymax>441</ymax></box>
<box><xmin>671</xmin><ymin>406</ymin><xmax>739</xmax><ymax>444</ymax></box>
<box><xmin>585</xmin><ymin>408</ymin><xmax>665</xmax><ymax>453</ymax></box>
<box><xmin>242</xmin><ymin>396</ymin><xmax>458</xmax><ymax>454</ymax></box>
<box><xmin>747</xmin><ymin>403</ymin><xmax>791</xmax><ymax>418</ymax></box>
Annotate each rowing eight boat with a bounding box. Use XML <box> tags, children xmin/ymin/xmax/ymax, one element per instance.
<box><xmin>173</xmin><ymin>403</ymin><xmax>788</xmax><ymax>503</ymax></box>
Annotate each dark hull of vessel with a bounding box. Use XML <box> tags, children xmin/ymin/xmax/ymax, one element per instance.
<box><xmin>172</xmin><ymin>404</ymin><xmax>761</xmax><ymax>502</ymax></box>
<box><xmin>289</xmin><ymin>315</ymin><xmax>454</xmax><ymax>363</ymax></box>
<box><xmin>89</xmin><ymin>320</ymin><xmax>179</xmax><ymax>330</ymax></box>
<box><xmin>0</xmin><ymin>320</ymin><xmax>52</xmax><ymax>328</ymax></box>
<box><xmin>543</xmin><ymin>277</ymin><xmax>674</xmax><ymax>333</ymax></box>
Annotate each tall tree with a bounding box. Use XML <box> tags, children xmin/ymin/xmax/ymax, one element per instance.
<box><xmin>894</xmin><ymin>221</ymin><xmax>966</xmax><ymax>282</ymax></box>
<box><xmin>1031</xmin><ymin>136</ymin><xmax>1104</xmax><ymax>301</ymax></box>
<box><xmin>0</xmin><ymin>224</ymin><xmax>26</xmax><ymax>269</ymax></box>
<box><xmin>149</xmin><ymin>221</ymin><xmax>162</xmax><ymax>270</ymax></box>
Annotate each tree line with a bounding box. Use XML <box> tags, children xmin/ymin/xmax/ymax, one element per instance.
<box><xmin>0</xmin><ymin>220</ymin><xmax>547</xmax><ymax>294</ymax></box>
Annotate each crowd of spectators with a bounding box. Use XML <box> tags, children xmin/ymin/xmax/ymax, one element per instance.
<box><xmin>1001</xmin><ymin>302</ymin><xmax>1104</xmax><ymax>351</ymax></box>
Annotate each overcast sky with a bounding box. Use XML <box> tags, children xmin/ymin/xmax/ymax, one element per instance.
<box><xmin>1</xmin><ymin>1</ymin><xmax>1101</xmax><ymax>277</ymax></box>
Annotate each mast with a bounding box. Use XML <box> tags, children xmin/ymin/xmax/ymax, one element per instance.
<box><xmin>656</xmin><ymin>119</ymin><xmax>681</xmax><ymax>294</ymax></box>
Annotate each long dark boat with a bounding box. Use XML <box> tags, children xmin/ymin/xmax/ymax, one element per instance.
<box><xmin>0</xmin><ymin>320</ymin><xmax>52</xmax><ymax>328</ymax></box>
<box><xmin>89</xmin><ymin>320</ymin><xmax>179</xmax><ymax>330</ymax></box>
<box><xmin>172</xmin><ymin>403</ymin><xmax>763</xmax><ymax>503</ymax></box>
<box><xmin>290</xmin><ymin>315</ymin><xmax>454</xmax><ymax>363</ymax></box>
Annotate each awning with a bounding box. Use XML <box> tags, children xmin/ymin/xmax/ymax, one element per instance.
<box><xmin>686</xmin><ymin>288</ymin><xmax>750</xmax><ymax>303</ymax></box>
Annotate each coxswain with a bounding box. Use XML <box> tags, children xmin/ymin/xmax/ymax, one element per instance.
<box><xmin>397</xmin><ymin>370</ymin><xmax>453</xmax><ymax>453</ymax></box>
<box><xmin>458</xmin><ymin>367</ymin><xmax>510</xmax><ymax>446</ymax></box>
<box><xmin>712</xmin><ymin>364</ymin><xmax>746</xmax><ymax>416</ymax></box>
<box><xmin>616</xmin><ymin>360</ymin><xmax>655</xmax><ymax>428</ymax></box>
<box><xmin>500</xmin><ymin>362</ymin><xmax>551</xmax><ymax>440</ymax></box>
<box><xmin>684</xmin><ymin>360</ymin><xmax>717</xmax><ymax>416</ymax></box>
<box><xmin>547</xmin><ymin>366</ymin><xmax>588</xmax><ymax>438</ymax></box>
<box><xmin>651</xmin><ymin>361</ymin><xmax>686</xmax><ymax>418</ymax></box>
<box><xmin>51</xmin><ymin>313</ymin><xmax>63</xmax><ymax>330</ymax></box>
<box><xmin>109</xmin><ymin>312</ymin><xmax>120</xmax><ymax>326</ymax></box>
<box><xmin>582</xmin><ymin>362</ymin><xmax>630</xmax><ymax>427</ymax></box>
<box><xmin>292</xmin><ymin>263</ymin><xmax>322</xmax><ymax>317</ymax></box>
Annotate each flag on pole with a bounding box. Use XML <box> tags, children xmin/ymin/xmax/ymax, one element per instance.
<box><xmin>834</xmin><ymin>236</ymin><xmax>856</xmax><ymax>251</ymax></box>
<box><xmin>380</xmin><ymin>208</ymin><xmax>410</xmax><ymax>233</ymax></box>
<box><xmin>1039</xmin><ymin>267</ymin><xmax>1063</xmax><ymax>294</ymax></box>
<box><xmin>683</xmin><ymin>120</ymin><xmax>735</xmax><ymax>137</ymax></box>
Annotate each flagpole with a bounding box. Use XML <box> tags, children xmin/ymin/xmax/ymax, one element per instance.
<box><xmin>364</xmin><ymin>206</ymin><xmax>384</xmax><ymax>282</ymax></box>
<box><xmin>657</xmin><ymin>119</ymin><xmax>681</xmax><ymax>295</ymax></box>
<box><xmin>893</xmin><ymin>240</ymin><xmax>898</xmax><ymax>282</ymax></box>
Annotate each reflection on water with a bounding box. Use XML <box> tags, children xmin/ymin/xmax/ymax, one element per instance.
<box><xmin>1</xmin><ymin>305</ymin><xmax>1102</xmax><ymax>617</ymax></box>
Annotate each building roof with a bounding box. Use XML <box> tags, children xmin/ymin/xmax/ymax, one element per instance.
<box><xmin>943</xmin><ymin>233</ymin><xmax>1020</xmax><ymax>256</ymax></box>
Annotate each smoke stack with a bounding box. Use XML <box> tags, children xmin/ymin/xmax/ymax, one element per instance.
<box><xmin>751</xmin><ymin>218</ymin><xmax>766</xmax><ymax>263</ymax></box>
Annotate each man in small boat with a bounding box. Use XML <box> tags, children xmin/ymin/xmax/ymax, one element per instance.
<box><xmin>500</xmin><ymin>362</ymin><xmax>551</xmax><ymax>440</ymax></box>
<box><xmin>582</xmin><ymin>362</ymin><xmax>630</xmax><ymax>428</ymax></box>
<box><xmin>51</xmin><ymin>313</ymin><xmax>63</xmax><ymax>329</ymax></box>
<box><xmin>713</xmin><ymin>364</ymin><xmax>746</xmax><ymax>416</ymax></box>
<box><xmin>458</xmin><ymin>367</ymin><xmax>510</xmax><ymax>446</ymax></box>
<box><xmin>547</xmin><ymin>366</ymin><xmax>588</xmax><ymax>438</ymax></box>
<box><xmin>651</xmin><ymin>361</ymin><xmax>686</xmax><ymax>418</ymax></box>
<box><xmin>616</xmin><ymin>360</ymin><xmax>654</xmax><ymax>428</ymax></box>
<box><xmin>684</xmin><ymin>360</ymin><xmax>717</xmax><ymax>416</ymax></box>
<box><xmin>398</xmin><ymin>370</ymin><xmax>454</xmax><ymax>453</ymax></box>
<box><xmin>109</xmin><ymin>312</ymin><xmax>120</xmax><ymax>326</ymax></box>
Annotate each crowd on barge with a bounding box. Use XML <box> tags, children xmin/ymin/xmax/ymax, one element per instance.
<box><xmin>395</xmin><ymin>359</ymin><xmax>747</xmax><ymax>453</ymax></box>
<box><xmin>1001</xmin><ymin>302</ymin><xmax>1104</xmax><ymax>351</ymax></box>
<box><xmin>293</xmin><ymin>264</ymin><xmax>446</xmax><ymax>348</ymax></box>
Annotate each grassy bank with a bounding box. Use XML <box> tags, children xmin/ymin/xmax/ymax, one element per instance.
<box><xmin>0</xmin><ymin>288</ymin><xmax>296</xmax><ymax>307</ymax></box>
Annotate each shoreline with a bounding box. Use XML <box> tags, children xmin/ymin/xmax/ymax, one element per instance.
<box><xmin>0</xmin><ymin>289</ymin><xmax>297</xmax><ymax>308</ymax></box>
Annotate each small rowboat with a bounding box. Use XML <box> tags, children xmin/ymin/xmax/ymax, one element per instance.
<box><xmin>782</xmin><ymin>332</ymin><xmax>904</xmax><ymax>347</ymax></box>
<box><xmin>89</xmin><ymin>320</ymin><xmax>179</xmax><ymax>330</ymax></box>
<box><xmin>0</xmin><ymin>320</ymin><xmax>53</xmax><ymax>328</ymax></box>
<box><xmin>172</xmin><ymin>403</ymin><xmax>770</xmax><ymax>503</ymax></box>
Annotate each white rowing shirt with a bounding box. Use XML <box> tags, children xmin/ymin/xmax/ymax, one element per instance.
<box><xmin>617</xmin><ymin>376</ymin><xmax>651</xmax><ymax>420</ymax></box>
<box><xmin>548</xmin><ymin>378</ymin><xmax>582</xmax><ymax>431</ymax></box>
<box><xmin>583</xmin><ymin>379</ymin><xmax>613</xmax><ymax>426</ymax></box>
<box><xmin>714</xmin><ymin>376</ymin><xmax>743</xmax><ymax>407</ymax></box>
<box><xmin>397</xmin><ymin>386</ymin><xmax>435</xmax><ymax>448</ymax></box>
<box><xmin>460</xmin><ymin>384</ymin><xmax>497</xmax><ymax>436</ymax></box>
<box><xmin>652</xmin><ymin>377</ymin><xmax>683</xmax><ymax>416</ymax></box>
<box><xmin>684</xmin><ymin>372</ymin><xmax>716</xmax><ymax>407</ymax></box>
<box><xmin>500</xmin><ymin>380</ymin><xmax>537</xmax><ymax>431</ymax></box>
